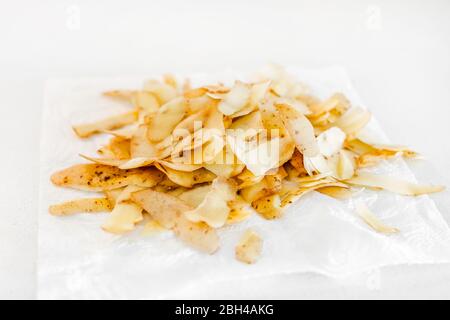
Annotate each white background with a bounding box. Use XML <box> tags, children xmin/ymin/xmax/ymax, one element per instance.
<box><xmin>0</xmin><ymin>0</ymin><xmax>449</xmax><ymax>299</ymax></box>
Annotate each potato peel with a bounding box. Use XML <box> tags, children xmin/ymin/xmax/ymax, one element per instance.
<box><xmin>346</xmin><ymin>172</ymin><xmax>444</xmax><ymax>196</ymax></box>
<box><xmin>131</xmin><ymin>188</ymin><xmax>219</xmax><ymax>253</ymax></box>
<box><xmin>49</xmin><ymin>198</ymin><xmax>112</xmax><ymax>216</ymax></box>
<box><xmin>184</xmin><ymin>177</ymin><xmax>236</xmax><ymax>228</ymax></box>
<box><xmin>73</xmin><ymin>110</ymin><xmax>138</xmax><ymax>138</ymax></box>
<box><xmin>51</xmin><ymin>164</ymin><xmax>163</xmax><ymax>191</ymax></box>
<box><xmin>355</xmin><ymin>202</ymin><xmax>399</xmax><ymax>234</ymax></box>
<box><xmin>218</xmin><ymin>81</ymin><xmax>251</xmax><ymax>116</ymax></box>
<box><xmin>235</xmin><ymin>229</ymin><xmax>263</xmax><ymax>264</ymax></box>
<box><xmin>276</xmin><ymin>103</ymin><xmax>319</xmax><ymax>157</ymax></box>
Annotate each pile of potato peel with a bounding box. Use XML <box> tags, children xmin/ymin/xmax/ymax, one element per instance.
<box><xmin>49</xmin><ymin>65</ymin><xmax>444</xmax><ymax>264</ymax></box>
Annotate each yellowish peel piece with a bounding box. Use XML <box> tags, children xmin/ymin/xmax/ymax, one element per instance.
<box><xmin>170</xmin><ymin>127</ymin><xmax>223</xmax><ymax>161</ymax></box>
<box><xmin>51</xmin><ymin>164</ymin><xmax>163</xmax><ymax>191</ymax></box>
<box><xmin>163</xmin><ymin>74</ymin><xmax>178</xmax><ymax>89</ymax></box>
<box><xmin>358</xmin><ymin>147</ymin><xmax>418</xmax><ymax>168</ymax></box>
<box><xmin>205</xmin><ymin>106</ymin><xmax>226</xmax><ymax>133</ymax></box>
<box><xmin>178</xmin><ymin>184</ymin><xmax>212</xmax><ymax>208</ymax></box>
<box><xmin>336</xmin><ymin>150</ymin><xmax>355</xmax><ymax>180</ymax></box>
<box><xmin>252</xmin><ymin>194</ymin><xmax>283</xmax><ymax>220</ymax></box>
<box><xmin>173</xmin><ymin>217</ymin><xmax>220</xmax><ymax>254</ymax></box>
<box><xmin>264</xmin><ymin>169</ymin><xmax>285</xmax><ymax>193</ymax></box>
<box><xmin>228</xmin><ymin>104</ymin><xmax>256</xmax><ymax>119</ymax></box>
<box><xmin>291</xmin><ymin>176</ymin><xmax>340</xmax><ymax>188</ymax></box>
<box><xmin>166</xmin><ymin>186</ymin><xmax>188</xmax><ymax>197</ymax></box>
<box><xmin>310</xmin><ymin>92</ymin><xmax>350</xmax><ymax>116</ymax></box>
<box><xmin>296</xmin><ymin>94</ymin><xmax>321</xmax><ymax>111</ymax></box>
<box><xmin>101</xmin><ymin>185</ymin><xmax>145</xmax><ymax>234</ymax></box>
<box><xmin>289</xmin><ymin>149</ymin><xmax>308</xmax><ymax>176</ymax></box>
<box><xmin>344</xmin><ymin>138</ymin><xmax>374</xmax><ymax>155</ymax></box>
<box><xmin>184</xmin><ymin>177</ymin><xmax>236</xmax><ymax>228</ymax></box>
<box><xmin>303</xmin><ymin>154</ymin><xmax>331</xmax><ymax>176</ymax></box>
<box><xmin>131</xmin><ymin>188</ymin><xmax>191</xmax><ymax>229</ymax></box>
<box><xmin>201</xmin><ymin>135</ymin><xmax>226</xmax><ymax>164</ymax></box>
<box><xmin>355</xmin><ymin>202</ymin><xmax>399</xmax><ymax>234</ymax></box>
<box><xmin>229</xmin><ymin>110</ymin><xmax>264</xmax><ymax>132</ymax></box>
<box><xmin>103</xmin><ymin>90</ymin><xmax>136</xmax><ymax>102</ymax></box>
<box><xmin>237</xmin><ymin>169</ymin><xmax>265</xmax><ymax>189</ymax></box>
<box><xmin>131</xmin><ymin>91</ymin><xmax>159</xmax><ymax>114</ymax></box>
<box><xmin>280</xmin><ymin>178</ymin><xmax>348</xmax><ymax>207</ymax></box>
<box><xmin>316</xmin><ymin>186</ymin><xmax>354</xmax><ymax>199</ymax></box>
<box><xmin>227</xmin><ymin>197</ymin><xmax>253</xmax><ymax>224</ymax></box>
<box><xmin>235</xmin><ymin>229</ymin><xmax>263</xmax><ymax>264</ymax></box>
<box><xmin>250</xmin><ymin>81</ymin><xmax>270</xmax><ymax>106</ymax></box>
<box><xmin>277</xmin><ymin>136</ymin><xmax>296</xmax><ymax>167</ymax></box>
<box><xmin>345</xmin><ymin>172</ymin><xmax>444</xmax><ymax>196</ymax></box>
<box><xmin>186</xmin><ymin>95</ymin><xmax>218</xmax><ymax>114</ymax></box>
<box><xmin>317</xmin><ymin>127</ymin><xmax>346</xmax><ymax>157</ymax></box>
<box><xmin>101</xmin><ymin>185</ymin><xmax>146</xmax><ymax>234</ymax></box>
<box><xmin>275</xmin><ymin>103</ymin><xmax>319</xmax><ymax>157</ymax></box>
<box><xmin>100</xmin><ymin>125</ymin><xmax>138</xmax><ymax>140</ymax></box>
<box><xmin>333</xmin><ymin>107</ymin><xmax>371</xmax><ymax>138</ymax></box>
<box><xmin>173</xmin><ymin>107</ymin><xmax>211</xmax><ymax>135</ymax></box>
<box><xmin>257</xmin><ymin>64</ymin><xmax>306</xmax><ymax>98</ymax></box>
<box><xmin>240</xmin><ymin>177</ymin><xmax>273</xmax><ymax>203</ymax></box>
<box><xmin>131</xmin><ymin>189</ymin><xmax>219</xmax><ymax>253</ymax></box>
<box><xmin>157</xmin><ymin>160</ymin><xmax>202</xmax><ymax>172</ymax></box>
<box><xmin>143</xmin><ymin>79</ymin><xmax>177</xmax><ymax>104</ymax></box>
<box><xmin>73</xmin><ymin>109</ymin><xmax>138</xmax><ymax>138</ymax></box>
<box><xmin>218</xmin><ymin>81</ymin><xmax>251</xmax><ymax>116</ymax></box>
<box><xmin>227</xmin><ymin>81</ymin><xmax>271</xmax><ymax>118</ymax></box>
<box><xmin>202</xmin><ymin>84</ymin><xmax>229</xmax><ymax>94</ymax></box>
<box><xmin>116</xmin><ymin>185</ymin><xmax>146</xmax><ymax>202</ymax></box>
<box><xmin>284</xmin><ymin>162</ymin><xmax>301</xmax><ymax>180</ymax></box>
<box><xmin>155</xmin><ymin>176</ymin><xmax>182</xmax><ymax>191</ymax></box>
<box><xmin>118</xmin><ymin>157</ymin><xmax>157</xmax><ymax>169</ymax></box>
<box><xmin>290</xmin><ymin>173</ymin><xmax>330</xmax><ymax>183</ymax></box>
<box><xmin>259</xmin><ymin>102</ymin><xmax>289</xmax><ymax>138</ymax></box>
<box><xmin>101</xmin><ymin>202</ymin><xmax>143</xmax><ymax>234</ymax></box>
<box><xmin>345</xmin><ymin>138</ymin><xmax>418</xmax><ymax>168</ymax></box>
<box><xmin>155</xmin><ymin>164</ymin><xmax>216</xmax><ymax>188</ymax></box>
<box><xmin>97</xmin><ymin>136</ymin><xmax>131</xmax><ymax>160</ymax></box>
<box><xmin>203</xmin><ymin>147</ymin><xmax>245</xmax><ymax>178</ymax></box>
<box><xmin>274</xmin><ymin>98</ymin><xmax>311</xmax><ymax>115</ymax></box>
<box><xmin>184</xmin><ymin>87</ymin><xmax>207</xmax><ymax>99</ymax></box>
<box><xmin>147</xmin><ymin>97</ymin><xmax>186</xmax><ymax>142</ymax></box>
<box><xmin>80</xmin><ymin>154</ymin><xmax>156</xmax><ymax>170</ymax></box>
<box><xmin>130</xmin><ymin>125</ymin><xmax>159</xmax><ymax>158</ymax></box>
<box><xmin>182</xmin><ymin>78</ymin><xmax>192</xmax><ymax>94</ymax></box>
<box><xmin>104</xmin><ymin>188</ymin><xmax>124</xmax><ymax>206</ymax></box>
<box><xmin>79</xmin><ymin>154</ymin><xmax>126</xmax><ymax>167</ymax></box>
<box><xmin>227</xmin><ymin>135</ymin><xmax>281</xmax><ymax>177</ymax></box>
<box><xmin>141</xmin><ymin>219</ymin><xmax>166</xmax><ymax>236</ymax></box>
<box><xmin>49</xmin><ymin>198</ymin><xmax>112</xmax><ymax>216</ymax></box>
<box><xmin>260</xmin><ymin>103</ymin><xmax>297</xmax><ymax>166</ymax></box>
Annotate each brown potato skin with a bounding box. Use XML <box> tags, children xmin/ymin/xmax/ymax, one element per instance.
<box><xmin>131</xmin><ymin>189</ymin><xmax>219</xmax><ymax>254</ymax></box>
<box><xmin>235</xmin><ymin>230</ymin><xmax>262</xmax><ymax>264</ymax></box>
<box><xmin>51</xmin><ymin>164</ymin><xmax>163</xmax><ymax>191</ymax></box>
<box><xmin>49</xmin><ymin>198</ymin><xmax>112</xmax><ymax>216</ymax></box>
<box><xmin>131</xmin><ymin>188</ymin><xmax>191</xmax><ymax>229</ymax></box>
<box><xmin>73</xmin><ymin>110</ymin><xmax>138</xmax><ymax>138</ymax></box>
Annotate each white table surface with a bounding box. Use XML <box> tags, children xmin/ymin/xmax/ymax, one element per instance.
<box><xmin>1</xmin><ymin>0</ymin><xmax>449</xmax><ymax>299</ymax></box>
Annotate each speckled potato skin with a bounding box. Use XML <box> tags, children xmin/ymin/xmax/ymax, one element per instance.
<box><xmin>51</xmin><ymin>164</ymin><xmax>163</xmax><ymax>191</ymax></box>
<box><xmin>131</xmin><ymin>189</ymin><xmax>219</xmax><ymax>254</ymax></box>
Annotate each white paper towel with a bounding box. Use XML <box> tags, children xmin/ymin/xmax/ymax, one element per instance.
<box><xmin>38</xmin><ymin>67</ymin><xmax>450</xmax><ymax>299</ymax></box>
